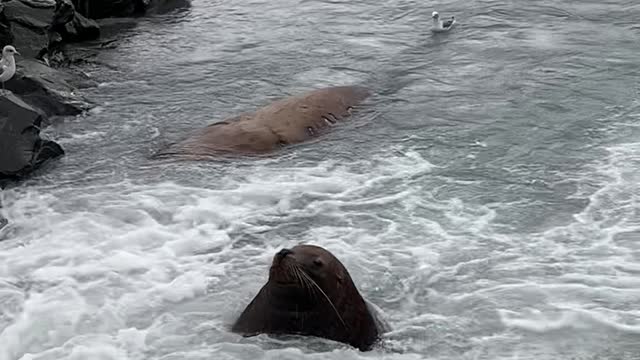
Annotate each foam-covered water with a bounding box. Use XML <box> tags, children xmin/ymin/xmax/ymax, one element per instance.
<box><xmin>1</xmin><ymin>0</ymin><xmax>639</xmax><ymax>359</ymax></box>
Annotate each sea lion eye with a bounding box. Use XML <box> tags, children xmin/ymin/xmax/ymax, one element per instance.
<box><xmin>313</xmin><ymin>258</ymin><xmax>323</xmax><ymax>267</ymax></box>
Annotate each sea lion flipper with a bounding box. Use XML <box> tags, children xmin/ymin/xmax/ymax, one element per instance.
<box><xmin>365</xmin><ymin>299</ymin><xmax>392</xmax><ymax>334</ymax></box>
<box><xmin>231</xmin><ymin>285</ymin><xmax>271</xmax><ymax>334</ymax></box>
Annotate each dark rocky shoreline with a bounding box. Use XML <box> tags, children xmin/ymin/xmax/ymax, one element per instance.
<box><xmin>0</xmin><ymin>0</ymin><xmax>191</xmax><ymax>183</ymax></box>
<box><xmin>0</xmin><ymin>0</ymin><xmax>191</xmax><ymax>230</ymax></box>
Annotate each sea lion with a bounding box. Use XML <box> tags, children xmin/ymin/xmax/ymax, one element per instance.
<box><xmin>155</xmin><ymin>85</ymin><xmax>370</xmax><ymax>158</ymax></box>
<box><xmin>231</xmin><ymin>244</ymin><xmax>385</xmax><ymax>351</ymax></box>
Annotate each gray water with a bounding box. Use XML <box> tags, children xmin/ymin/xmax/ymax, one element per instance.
<box><xmin>1</xmin><ymin>0</ymin><xmax>639</xmax><ymax>359</ymax></box>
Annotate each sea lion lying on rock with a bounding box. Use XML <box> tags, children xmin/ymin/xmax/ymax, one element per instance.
<box><xmin>155</xmin><ymin>85</ymin><xmax>370</xmax><ymax>158</ymax></box>
<box><xmin>232</xmin><ymin>244</ymin><xmax>388</xmax><ymax>351</ymax></box>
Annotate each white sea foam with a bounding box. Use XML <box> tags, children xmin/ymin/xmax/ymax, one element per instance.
<box><xmin>0</xmin><ymin>150</ymin><xmax>438</xmax><ymax>360</ymax></box>
<box><xmin>500</xmin><ymin>307</ymin><xmax>640</xmax><ymax>334</ymax></box>
<box><xmin>485</xmin><ymin>138</ymin><xmax>640</xmax><ymax>353</ymax></box>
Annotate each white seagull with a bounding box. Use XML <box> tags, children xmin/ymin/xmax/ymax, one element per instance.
<box><xmin>431</xmin><ymin>11</ymin><xmax>456</xmax><ymax>33</ymax></box>
<box><xmin>0</xmin><ymin>45</ymin><xmax>20</xmax><ymax>91</ymax></box>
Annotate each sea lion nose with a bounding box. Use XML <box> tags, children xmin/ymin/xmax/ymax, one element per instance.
<box><xmin>276</xmin><ymin>248</ymin><xmax>293</xmax><ymax>259</ymax></box>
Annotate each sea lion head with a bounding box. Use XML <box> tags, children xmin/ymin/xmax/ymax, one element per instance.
<box><xmin>233</xmin><ymin>244</ymin><xmax>381</xmax><ymax>351</ymax></box>
<box><xmin>268</xmin><ymin>245</ymin><xmax>348</xmax><ymax>295</ymax></box>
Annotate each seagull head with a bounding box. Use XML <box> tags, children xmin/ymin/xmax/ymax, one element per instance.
<box><xmin>3</xmin><ymin>45</ymin><xmax>20</xmax><ymax>57</ymax></box>
<box><xmin>432</xmin><ymin>11</ymin><xmax>439</xmax><ymax>19</ymax></box>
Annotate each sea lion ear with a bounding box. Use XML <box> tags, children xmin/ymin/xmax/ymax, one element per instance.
<box><xmin>336</xmin><ymin>271</ymin><xmax>344</xmax><ymax>284</ymax></box>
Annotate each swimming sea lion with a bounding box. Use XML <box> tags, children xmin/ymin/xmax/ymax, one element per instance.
<box><xmin>231</xmin><ymin>244</ymin><xmax>385</xmax><ymax>351</ymax></box>
<box><xmin>155</xmin><ymin>85</ymin><xmax>370</xmax><ymax>158</ymax></box>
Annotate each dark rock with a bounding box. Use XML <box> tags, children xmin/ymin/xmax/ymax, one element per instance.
<box><xmin>0</xmin><ymin>5</ymin><xmax>14</xmax><ymax>48</ymax></box>
<box><xmin>34</xmin><ymin>0</ymin><xmax>99</xmax><ymax>67</ymax></box>
<box><xmin>51</xmin><ymin>0</ymin><xmax>74</xmax><ymax>29</ymax></box>
<box><xmin>5</xmin><ymin>59</ymin><xmax>92</xmax><ymax>117</ymax></box>
<box><xmin>64</xmin><ymin>13</ymin><xmax>99</xmax><ymax>42</ymax></box>
<box><xmin>36</xmin><ymin>31</ymin><xmax>63</xmax><ymax>67</ymax></box>
<box><xmin>71</xmin><ymin>0</ymin><xmax>143</xmax><ymax>19</ymax></box>
<box><xmin>0</xmin><ymin>216</ymin><xmax>7</xmax><ymax>231</ymax></box>
<box><xmin>18</xmin><ymin>0</ymin><xmax>56</xmax><ymax>9</ymax></box>
<box><xmin>53</xmin><ymin>0</ymin><xmax>100</xmax><ymax>42</ymax></box>
<box><xmin>0</xmin><ymin>0</ymin><xmax>100</xmax><ymax>57</ymax></box>
<box><xmin>71</xmin><ymin>0</ymin><xmax>190</xmax><ymax>19</ymax></box>
<box><xmin>6</xmin><ymin>22</ymin><xmax>46</xmax><ymax>58</ymax></box>
<box><xmin>3</xmin><ymin>0</ymin><xmax>52</xmax><ymax>30</ymax></box>
<box><xmin>2</xmin><ymin>0</ymin><xmax>51</xmax><ymax>57</ymax></box>
<box><xmin>0</xmin><ymin>91</ymin><xmax>64</xmax><ymax>181</ymax></box>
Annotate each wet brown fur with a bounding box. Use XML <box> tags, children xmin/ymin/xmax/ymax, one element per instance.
<box><xmin>155</xmin><ymin>86</ymin><xmax>370</xmax><ymax>158</ymax></box>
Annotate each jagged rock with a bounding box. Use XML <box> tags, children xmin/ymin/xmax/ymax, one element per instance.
<box><xmin>5</xmin><ymin>59</ymin><xmax>93</xmax><ymax>117</ymax></box>
<box><xmin>0</xmin><ymin>5</ymin><xmax>14</xmax><ymax>47</ymax></box>
<box><xmin>51</xmin><ymin>0</ymin><xmax>74</xmax><ymax>28</ymax></box>
<box><xmin>2</xmin><ymin>0</ymin><xmax>52</xmax><ymax>57</ymax></box>
<box><xmin>0</xmin><ymin>91</ymin><xmax>64</xmax><ymax>181</ymax></box>
<box><xmin>54</xmin><ymin>0</ymin><xmax>99</xmax><ymax>42</ymax></box>
<box><xmin>18</xmin><ymin>0</ymin><xmax>56</xmax><ymax>8</ymax></box>
<box><xmin>33</xmin><ymin>0</ymin><xmax>98</xmax><ymax>67</ymax></box>
<box><xmin>64</xmin><ymin>12</ymin><xmax>99</xmax><ymax>41</ymax></box>
<box><xmin>3</xmin><ymin>0</ymin><xmax>52</xmax><ymax>30</ymax></box>
<box><xmin>0</xmin><ymin>0</ymin><xmax>100</xmax><ymax>57</ymax></box>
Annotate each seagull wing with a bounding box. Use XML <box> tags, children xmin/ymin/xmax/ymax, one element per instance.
<box><xmin>442</xmin><ymin>18</ymin><xmax>454</xmax><ymax>28</ymax></box>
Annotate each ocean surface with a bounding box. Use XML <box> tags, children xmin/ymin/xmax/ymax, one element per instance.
<box><xmin>1</xmin><ymin>0</ymin><xmax>639</xmax><ymax>359</ymax></box>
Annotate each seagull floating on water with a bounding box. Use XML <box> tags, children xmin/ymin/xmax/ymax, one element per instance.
<box><xmin>0</xmin><ymin>45</ymin><xmax>19</xmax><ymax>91</ymax></box>
<box><xmin>431</xmin><ymin>11</ymin><xmax>456</xmax><ymax>33</ymax></box>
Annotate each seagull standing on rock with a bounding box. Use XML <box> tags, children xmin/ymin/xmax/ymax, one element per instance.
<box><xmin>0</xmin><ymin>45</ymin><xmax>20</xmax><ymax>91</ymax></box>
<box><xmin>431</xmin><ymin>11</ymin><xmax>456</xmax><ymax>33</ymax></box>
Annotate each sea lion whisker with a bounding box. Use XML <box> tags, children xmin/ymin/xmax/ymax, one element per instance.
<box><xmin>298</xmin><ymin>270</ymin><xmax>348</xmax><ymax>330</ymax></box>
<box><xmin>303</xmin><ymin>273</ymin><xmax>319</xmax><ymax>299</ymax></box>
<box><xmin>294</xmin><ymin>265</ymin><xmax>315</xmax><ymax>297</ymax></box>
<box><xmin>288</xmin><ymin>262</ymin><xmax>301</xmax><ymax>285</ymax></box>
<box><xmin>300</xmin><ymin>267</ymin><xmax>320</xmax><ymax>298</ymax></box>
<box><xmin>291</xmin><ymin>264</ymin><xmax>309</xmax><ymax>291</ymax></box>
<box><xmin>292</xmin><ymin>265</ymin><xmax>303</xmax><ymax>286</ymax></box>
<box><xmin>293</xmin><ymin>266</ymin><xmax>305</xmax><ymax>288</ymax></box>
